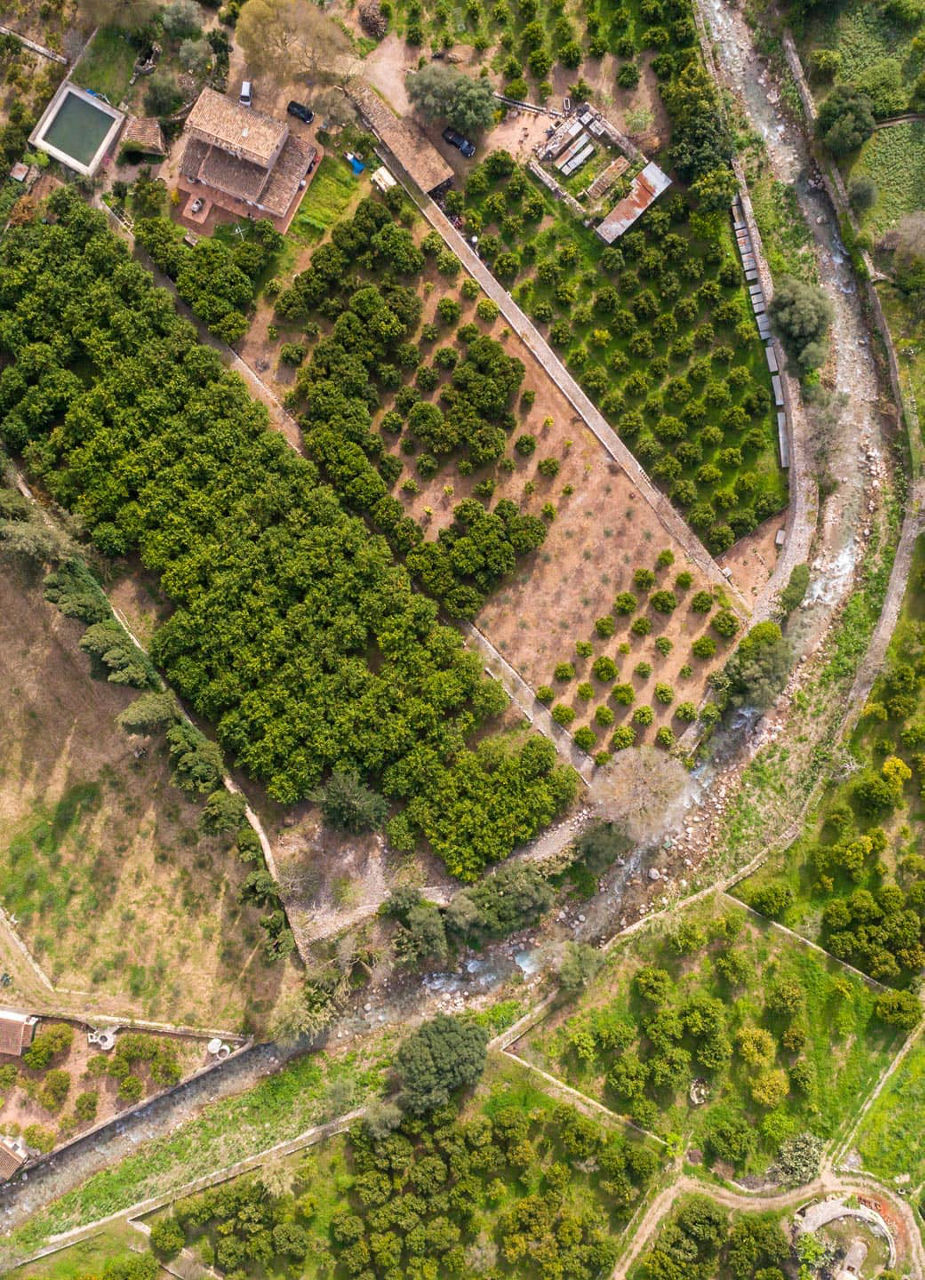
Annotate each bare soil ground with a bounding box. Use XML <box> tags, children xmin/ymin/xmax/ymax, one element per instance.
<box><xmin>716</xmin><ymin>510</ymin><xmax>784</xmax><ymax>604</ymax></box>
<box><xmin>0</xmin><ymin>557</ymin><xmax>299</xmax><ymax>1032</ymax></box>
<box><xmin>0</xmin><ymin>1020</ymin><xmax>205</xmax><ymax>1154</ymax></box>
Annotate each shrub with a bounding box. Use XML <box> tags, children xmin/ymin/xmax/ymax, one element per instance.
<box><xmin>38</xmin><ymin>1069</ymin><xmax>70</xmax><ymax>1112</ymax></box>
<box><xmin>515</xmin><ymin>434</ymin><xmax>537</xmax><ymax>456</ymax></box>
<box><xmin>613</xmin><ymin>683</ymin><xmax>634</xmax><ymax>705</ymax></box>
<box><xmin>575</xmin><ymin>640</ymin><xmax>594</xmax><ymax>657</ymax></box>
<box><xmin>874</xmin><ymin>990</ymin><xmax>920</xmax><ymax>1029</ymax></box>
<box><xmin>552</xmin><ymin>704</ymin><xmax>576</xmax><ymax>725</ymax></box>
<box><xmin>555</xmin><ymin>662</ymin><xmax>576</xmax><ymax>681</ymax></box>
<box><xmin>150</xmin><ymin>1217</ymin><xmax>185</xmax><ymax>1261</ymax></box>
<box><xmin>574</xmin><ymin>727</ymin><xmax>596</xmax><ymax>751</ymax></box>
<box><xmin>74</xmin><ymin>1091</ymin><xmax>98</xmax><ymax>1123</ymax></box>
<box><xmin>650</xmin><ymin>590</ymin><xmax>677</xmax><ymax>613</ymax></box>
<box><xmin>614</xmin><ymin>592</ymin><xmax>638</xmax><ymax>615</ymax></box>
<box><xmin>675</xmin><ymin>701</ymin><xmax>697</xmax><ymax>722</ymax></box>
<box><xmin>118</xmin><ymin>1073</ymin><xmax>145</xmax><ymax>1103</ymax></box>
<box><xmin>633</xmin><ymin>705</ymin><xmax>654</xmax><ymax>726</ymax></box>
<box><xmin>23</xmin><ymin>1024</ymin><xmax>73</xmax><ymax>1071</ymax></box>
<box><xmin>476</xmin><ymin>298</ymin><xmax>499</xmax><ymax>323</ymax></box>
<box><xmin>816</xmin><ymin>85</ymin><xmax>875</xmax><ymax>155</ymax></box>
<box><xmin>654</xmin><ymin>636</ymin><xmax>672</xmax><ymax>656</ymax></box>
<box><xmin>711</xmin><ymin>609</ymin><xmax>740</xmax><ymax>638</ymax></box>
<box><xmin>537</xmin><ymin>685</ymin><xmax>555</xmax><ymax>704</ymax></box>
<box><xmin>655</xmin><ymin>726</ymin><xmax>674</xmax><ymax>748</ymax></box>
<box><xmin>631</xmin><ymin>617</ymin><xmax>652</xmax><ymax>636</ymax></box>
<box><xmin>634</xmin><ymin>661</ymin><xmax>652</xmax><ymax>679</ymax></box>
<box><xmin>594</xmin><ymin>750</ymin><xmax>612</xmax><ymax>766</ymax></box>
<box><xmin>654</xmin><ymin>682</ymin><xmax>674</xmax><ymax>704</ymax></box>
<box><xmin>23</xmin><ymin>1124</ymin><xmax>55</xmax><ymax>1153</ymax></box>
<box><xmin>577</xmin><ymin>681</ymin><xmax>594</xmax><ymax>701</ymax></box>
<box><xmin>612</xmin><ymin>726</ymin><xmax>635</xmax><ymax>750</ymax></box>
<box><xmin>691</xmin><ymin>590</ymin><xmax>713</xmax><ymax>612</ymax></box>
<box><xmin>279</xmin><ymin>343</ymin><xmax>305</xmax><ymax>367</ymax></box>
<box><xmin>633</xmin><ymin>568</ymin><xmax>656</xmax><ymax>590</ymax></box>
<box><xmin>750</xmin><ymin>882</ymin><xmax>793</xmax><ymax>920</ymax></box>
<box><xmin>537</xmin><ymin>457</ymin><xmax>560</xmax><ymax>478</ymax></box>
<box><xmin>593</xmin><ymin>656</ymin><xmax>618</xmax><ymax>682</ymax></box>
<box><xmin>692</xmin><ymin>635</ymin><xmax>716</xmax><ymax>659</ymax></box>
<box><xmin>595</xmin><ymin>615</ymin><xmax>616</xmax><ymax>639</ymax></box>
<box><xmin>594</xmin><ymin>705</ymin><xmax>615</xmax><ymax>727</ymax></box>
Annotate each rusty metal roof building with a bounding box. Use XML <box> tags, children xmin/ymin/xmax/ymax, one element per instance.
<box><xmin>595</xmin><ymin>161</ymin><xmax>671</xmax><ymax>244</ymax></box>
<box><xmin>0</xmin><ymin>1009</ymin><xmax>37</xmax><ymax>1058</ymax></box>
<box><xmin>351</xmin><ymin>85</ymin><xmax>453</xmax><ymax>197</ymax></box>
<box><xmin>186</xmin><ymin>88</ymin><xmax>287</xmax><ymax>169</ymax></box>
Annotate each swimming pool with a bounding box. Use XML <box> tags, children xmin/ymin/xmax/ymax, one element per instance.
<box><xmin>30</xmin><ymin>83</ymin><xmax>125</xmax><ymax>176</ymax></box>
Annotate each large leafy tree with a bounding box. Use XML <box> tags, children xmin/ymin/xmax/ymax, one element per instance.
<box><xmin>396</xmin><ymin>1014</ymin><xmax>488</xmax><ymax>1113</ymax></box>
<box><xmin>816</xmin><ymin>85</ymin><xmax>875</xmax><ymax>155</ymax></box>
<box><xmin>406</xmin><ymin>65</ymin><xmax>496</xmax><ymax>133</ymax></box>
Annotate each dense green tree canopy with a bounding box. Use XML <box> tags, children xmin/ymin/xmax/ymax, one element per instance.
<box><xmin>0</xmin><ymin>190</ymin><xmax>575</xmax><ymax>877</ymax></box>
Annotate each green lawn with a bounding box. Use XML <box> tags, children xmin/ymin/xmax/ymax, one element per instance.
<box><xmin>855</xmin><ymin>1034</ymin><xmax>925</xmax><ymax>1187</ymax></box>
<box><xmin>521</xmin><ymin>895</ymin><xmax>900</xmax><ymax>1173</ymax></box>
<box><xmin>287</xmin><ymin>156</ymin><xmax>362</xmax><ymax>247</ymax></box>
<box><xmin>70</xmin><ymin>27</ymin><xmax>136</xmax><ymax>105</ymax></box>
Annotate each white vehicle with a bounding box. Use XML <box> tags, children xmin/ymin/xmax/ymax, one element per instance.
<box><xmin>239</xmin><ymin>81</ymin><xmax>253</xmax><ymax>106</ymax></box>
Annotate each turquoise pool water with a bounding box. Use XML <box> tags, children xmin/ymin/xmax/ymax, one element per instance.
<box><xmin>41</xmin><ymin>91</ymin><xmax>114</xmax><ymax>167</ymax></box>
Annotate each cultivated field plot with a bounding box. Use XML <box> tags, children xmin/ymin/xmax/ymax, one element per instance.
<box><xmin>0</xmin><ymin>1020</ymin><xmax>204</xmax><ymax>1158</ymax></box>
<box><xmin>462</xmin><ymin>158</ymin><xmax>786</xmax><ymax>552</ymax></box>
<box><xmin>141</xmin><ymin>1052</ymin><xmax>662</xmax><ymax>1279</ymax></box>
<box><xmin>258</xmin><ymin>203</ymin><xmax>739</xmax><ymax>756</ymax></box>
<box><xmin>0</xmin><ymin>559</ymin><xmax>295</xmax><ymax>1031</ymax></box>
<box><xmin>518</xmin><ymin>895</ymin><xmax>900</xmax><ymax>1174</ymax></box>
<box><xmin>853</xmin><ymin>1034</ymin><xmax>925</xmax><ymax>1189</ymax></box>
<box><xmin>735</xmin><ymin>534</ymin><xmax>925</xmax><ymax>989</ymax></box>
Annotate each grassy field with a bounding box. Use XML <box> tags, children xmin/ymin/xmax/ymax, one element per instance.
<box><xmin>847</xmin><ymin>124</ymin><xmax>925</xmax><ymax>238</ymax></box>
<box><xmin>854</xmin><ymin>1033</ymin><xmax>925</xmax><ymax>1188</ymax></box>
<box><xmin>0</xmin><ymin>557</ymin><xmax>297</xmax><ymax>1031</ymax></box>
<box><xmin>70</xmin><ymin>26</ymin><xmax>136</xmax><ymax>104</ymax></box>
<box><xmin>520</xmin><ymin>895</ymin><xmax>900</xmax><ymax>1172</ymax></box>
<box><xmin>748</xmin><ymin>170</ymin><xmax>817</xmax><ymax>282</ymax></box>
<box><xmin>9</xmin><ymin>1224</ymin><xmax>171</xmax><ymax>1280</ymax></box>
<box><xmin>802</xmin><ymin>0</ymin><xmax>921</xmax><ymax>107</ymax></box>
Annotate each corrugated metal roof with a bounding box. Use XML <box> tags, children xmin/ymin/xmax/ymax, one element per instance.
<box><xmin>595</xmin><ymin>161</ymin><xmax>671</xmax><ymax>243</ymax></box>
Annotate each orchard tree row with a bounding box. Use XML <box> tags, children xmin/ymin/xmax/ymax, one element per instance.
<box><xmin>0</xmin><ymin>190</ymin><xmax>575</xmax><ymax>879</ymax></box>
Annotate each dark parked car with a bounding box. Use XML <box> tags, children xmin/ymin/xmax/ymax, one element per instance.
<box><xmin>287</xmin><ymin>101</ymin><xmax>315</xmax><ymax>124</ymax></box>
<box><xmin>442</xmin><ymin>127</ymin><xmax>476</xmax><ymax>158</ymax></box>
